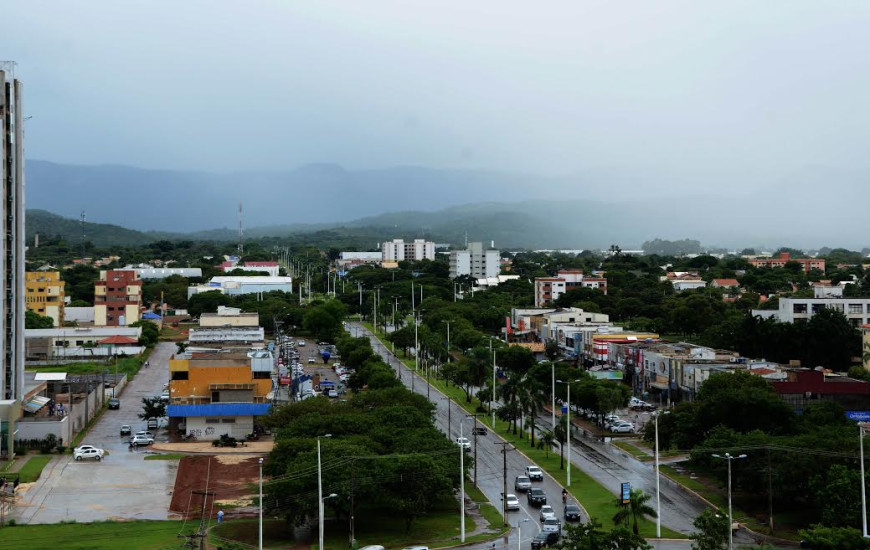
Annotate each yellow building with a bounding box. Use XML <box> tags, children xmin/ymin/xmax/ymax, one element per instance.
<box><xmin>168</xmin><ymin>350</ymin><xmax>273</xmax><ymax>439</ymax></box>
<box><xmin>25</xmin><ymin>271</ymin><xmax>65</xmax><ymax>326</ymax></box>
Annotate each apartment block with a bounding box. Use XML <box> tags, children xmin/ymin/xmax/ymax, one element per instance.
<box><xmin>381</xmin><ymin>239</ymin><xmax>436</xmax><ymax>262</ymax></box>
<box><xmin>752</xmin><ymin>297</ymin><xmax>870</xmax><ymax>327</ymax></box>
<box><xmin>449</xmin><ymin>242</ymin><xmax>501</xmax><ymax>279</ymax></box>
<box><xmin>25</xmin><ymin>272</ymin><xmax>65</xmax><ymax>326</ymax></box>
<box><xmin>94</xmin><ymin>270</ymin><xmax>143</xmax><ymax>326</ymax></box>
<box><xmin>749</xmin><ymin>252</ymin><xmax>825</xmax><ymax>274</ymax></box>
<box><xmin>533</xmin><ymin>269</ymin><xmax>608</xmax><ymax>307</ymax></box>
<box><xmin>0</xmin><ymin>66</ymin><xmax>26</xmax><ymax>458</ymax></box>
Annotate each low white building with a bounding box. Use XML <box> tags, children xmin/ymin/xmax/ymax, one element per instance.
<box><xmin>188</xmin><ymin>276</ymin><xmax>293</xmax><ymax>298</ymax></box>
<box><xmin>125</xmin><ymin>266</ymin><xmax>204</xmax><ymax>280</ymax></box>
<box><xmin>752</xmin><ymin>297</ymin><xmax>870</xmax><ymax>327</ymax></box>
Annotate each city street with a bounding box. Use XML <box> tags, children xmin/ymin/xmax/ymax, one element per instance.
<box><xmin>14</xmin><ymin>342</ymin><xmax>177</xmax><ymax>524</ymax></box>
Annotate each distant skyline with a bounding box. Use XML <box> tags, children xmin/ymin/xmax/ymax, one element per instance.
<box><xmin>3</xmin><ymin>1</ymin><xmax>870</xmax><ymax>199</ymax></box>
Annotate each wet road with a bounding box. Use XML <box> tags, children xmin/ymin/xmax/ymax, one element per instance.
<box><xmin>16</xmin><ymin>342</ymin><xmax>178</xmax><ymax>524</ymax></box>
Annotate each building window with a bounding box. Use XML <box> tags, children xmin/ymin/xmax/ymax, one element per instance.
<box><xmin>849</xmin><ymin>304</ymin><xmax>864</xmax><ymax>314</ymax></box>
<box><xmin>221</xmin><ymin>418</ymin><xmax>236</xmax><ymax>423</ymax></box>
<box><xmin>205</xmin><ymin>418</ymin><xmax>220</xmax><ymax>424</ymax></box>
<box><xmin>171</xmin><ymin>371</ymin><xmax>189</xmax><ymax>380</ymax></box>
<box><xmin>253</xmin><ymin>371</ymin><xmax>270</xmax><ymax>379</ymax></box>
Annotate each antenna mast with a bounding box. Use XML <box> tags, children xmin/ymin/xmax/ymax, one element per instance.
<box><xmin>238</xmin><ymin>202</ymin><xmax>244</xmax><ymax>255</ymax></box>
<box><xmin>80</xmin><ymin>211</ymin><xmax>86</xmax><ymax>262</ymax></box>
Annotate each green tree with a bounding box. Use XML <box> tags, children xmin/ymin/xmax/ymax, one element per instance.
<box><xmin>25</xmin><ymin>310</ymin><xmax>55</xmax><ymax>328</ymax></box>
<box><xmin>560</xmin><ymin>519</ymin><xmax>651</xmax><ymax>550</ymax></box>
<box><xmin>139</xmin><ymin>396</ymin><xmax>165</xmax><ymax>420</ymax></box>
<box><xmin>797</xmin><ymin>525</ymin><xmax>870</xmax><ymax>550</ymax></box>
<box><xmin>810</xmin><ymin>464</ymin><xmax>863</xmax><ymax>528</ymax></box>
<box><xmin>690</xmin><ymin>509</ymin><xmax>728</xmax><ymax>550</ymax></box>
<box><xmin>612</xmin><ymin>489</ymin><xmax>657</xmax><ymax>535</ymax></box>
<box><xmin>498</xmin><ymin>345</ymin><xmax>536</xmax><ymax>375</ymax></box>
<box><xmin>545</xmin><ymin>338</ymin><xmax>560</xmax><ymax>361</ymax></box>
<box><xmin>130</xmin><ymin>320</ymin><xmax>159</xmax><ymax>346</ymax></box>
<box><xmin>538</xmin><ymin>429</ymin><xmax>555</xmax><ymax>458</ymax></box>
<box><xmin>554</xmin><ymin>416</ymin><xmax>568</xmax><ymax>469</ymax></box>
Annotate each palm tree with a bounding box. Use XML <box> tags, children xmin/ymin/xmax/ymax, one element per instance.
<box><xmin>538</xmin><ymin>429</ymin><xmax>555</xmax><ymax>459</ymax></box>
<box><xmin>612</xmin><ymin>489</ymin><xmax>657</xmax><ymax>535</ymax></box>
<box><xmin>498</xmin><ymin>375</ymin><xmax>522</xmax><ymax>434</ymax></box>
<box><xmin>518</xmin><ymin>376</ymin><xmax>545</xmax><ymax>447</ymax></box>
<box><xmin>553</xmin><ymin>416</ymin><xmax>568</xmax><ymax>469</ymax></box>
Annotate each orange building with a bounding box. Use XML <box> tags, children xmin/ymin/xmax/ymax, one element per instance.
<box><xmin>167</xmin><ymin>350</ymin><xmax>273</xmax><ymax>439</ymax></box>
<box><xmin>749</xmin><ymin>252</ymin><xmax>825</xmax><ymax>274</ymax></box>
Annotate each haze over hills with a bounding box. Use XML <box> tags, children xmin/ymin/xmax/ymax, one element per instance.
<box><xmin>23</xmin><ymin>160</ymin><xmax>870</xmax><ymax>250</ymax></box>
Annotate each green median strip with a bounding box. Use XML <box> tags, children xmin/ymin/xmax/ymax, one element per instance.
<box><xmin>17</xmin><ymin>455</ymin><xmax>53</xmax><ymax>483</ymax></box>
<box><xmin>143</xmin><ymin>453</ymin><xmax>185</xmax><ymax>461</ymax></box>
<box><xmin>364</xmin><ymin>324</ymin><xmax>687</xmax><ymax>539</ymax></box>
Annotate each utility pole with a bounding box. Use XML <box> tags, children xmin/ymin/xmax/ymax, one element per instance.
<box><xmin>180</xmin><ymin>490</ymin><xmax>215</xmax><ymax>549</ymax></box>
<box><xmin>495</xmin><ymin>442</ymin><xmax>514</xmax><ymax>525</ymax></box>
<box><xmin>767</xmin><ymin>446</ymin><xmax>774</xmax><ymax>534</ymax></box>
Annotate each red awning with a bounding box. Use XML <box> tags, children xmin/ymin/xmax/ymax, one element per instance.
<box><xmin>98</xmin><ymin>335</ymin><xmax>139</xmax><ymax>345</ymax></box>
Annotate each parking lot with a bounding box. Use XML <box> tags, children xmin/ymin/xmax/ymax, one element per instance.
<box><xmin>15</xmin><ymin>342</ymin><xmax>178</xmax><ymax>524</ymax></box>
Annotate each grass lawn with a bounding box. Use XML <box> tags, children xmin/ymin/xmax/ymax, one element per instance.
<box><xmin>612</xmin><ymin>440</ymin><xmax>652</xmax><ymax>461</ymax></box>
<box><xmin>27</xmin><ymin>356</ymin><xmax>144</xmax><ymax>379</ymax></box>
<box><xmin>0</xmin><ymin>520</ymin><xmax>197</xmax><ymax>550</ymax></box>
<box><xmin>144</xmin><ymin>453</ymin><xmax>186</xmax><ymax>461</ymax></box>
<box><xmin>364</xmin><ymin>324</ymin><xmax>687</xmax><ymax>539</ymax></box>
<box><xmin>17</xmin><ymin>455</ymin><xmax>53</xmax><ymax>483</ymax></box>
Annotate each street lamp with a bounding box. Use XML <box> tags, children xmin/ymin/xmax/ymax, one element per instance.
<box><xmin>258</xmin><ymin>457</ymin><xmax>264</xmax><ymax>550</ymax></box>
<box><xmin>556</xmin><ymin>379</ymin><xmax>581</xmax><ymax>486</ymax></box>
<box><xmin>653</xmin><ymin>410</ymin><xmax>670</xmax><ymax>538</ymax></box>
<box><xmin>490</xmin><ymin>337</ymin><xmax>498</xmax><ymax>428</ymax></box>
<box><xmin>711</xmin><ymin>452</ymin><xmax>747</xmax><ymax>550</ymax></box>
<box><xmin>459</xmin><ymin>415</ymin><xmax>475</xmax><ymax>542</ymax></box>
<box><xmin>515</xmin><ymin>518</ymin><xmax>529</xmax><ymax>550</ymax></box>
<box><xmin>317</xmin><ymin>434</ymin><xmax>333</xmax><ymax>550</ymax></box>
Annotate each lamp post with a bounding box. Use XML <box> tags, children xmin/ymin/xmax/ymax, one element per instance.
<box><xmin>491</xmin><ymin>337</ymin><xmax>497</xmax><ymax>428</ymax></box>
<box><xmin>653</xmin><ymin>410</ymin><xmax>670</xmax><ymax>538</ymax></box>
<box><xmin>317</xmin><ymin>434</ymin><xmax>333</xmax><ymax>550</ymax></box>
<box><xmin>551</xmin><ymin>362</ymin><xmax>556</xmax><ymax>429</ymax></box>
<box><xmin>515</xmin><ymin>518</ymin><xmax>529</xmax><ymax>550</ymax></box>
<box><xmin>258</xmin><ymin>457</ymin><xmax>264</xmax><ymax>550</ymax></box>
<box><xmin>321</xmin><ymin>493</ymin><xmax>338</xmax><ymax>546</ymax></box>
<box><xmin>459</xmin><ymin>415</ymin><xmax>474</xmax><ymax>542</ymax></box>
<box><xmin>442</xmin><ymin>396</ymin><xmax>452</xmax><ymax>437</ymax></box>
<box><xmin>861</xmin><ymin>423</ymin><xmax>868</xmax><ymax>538</ymax></box>
<box><xmin>712</xmin><ymin>452</ymin><xmax>747</xmax><ymax>550</ymax></box>
<box><xmin>556</xmin><ymin>379</ymin><xmax>581</xmax><ymax>486</ymax></box>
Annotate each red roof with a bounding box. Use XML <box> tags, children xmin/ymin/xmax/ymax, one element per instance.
<box><xmin>219</xmin><ymin>261</ymin><xmax>235</xmax><ymax>268</ymax></box>
<box><xmin>98</xmin><ymin>336</ymin><xmax>139</xmax><ymax>345</ymax></box>
<box><xmin>713</xmin><ymin>278</ymin><xmax>739</xmax><ymax>286</ymax></box>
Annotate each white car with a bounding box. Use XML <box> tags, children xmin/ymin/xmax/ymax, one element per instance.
<box><xmin>74</xmin><ymin>447</ymin><xmax>105</xmax><ymax>461</ymax></box>
<box><xmin>308</xmin><ymin>357</ymin><xmax>316</xmax><ymax>364</ymax></box>
<box><xmin>130</xmin><ymin>434</ymin><xmax>155</xmax><ymax>446</ymax></box>
<box><xmin>526</xmin><ymin>465</ymin><xmax>544</xmax><ymax>481</ymax></box>
<box><xmin>611</xmin><ymin>422</ymin><xmax>635</xmax><ymax>433</ymax></box>
<box><xmin>327</xmin><ymin>389</ymin><xmax>339</xmax><ymax>398</ymax></box>
<box><xmin>297</xmin><ymin>340</ymin><xmax>306</xmax><ymax>346</ymax></box>
<box><xmin>74</xmin><ymin>444</ymin><xmax>99</xmax><ymax>454</ymax></box>
<box><xmin>160</xmin><ymin>390</ymin><xmax>170</xmax><ymax>402</ymax></box>
<box><xmin>505</xmin><ymin>493</ymin><xmax>520</xmax><ymax>511</ymax></box>
<box><xmin>455</xmin><ymin>437</ymin><xmax>471</xmax><ymax>451</ymax></box>
<box><xmin>541</xmin><ymin>518</ymin><xmax>562</xmax><ymax>534</ymax></box>
<box><xmin>539</xmin><ymin>505</ymin><xmax>557</xmax><ymax>522</ymax></box>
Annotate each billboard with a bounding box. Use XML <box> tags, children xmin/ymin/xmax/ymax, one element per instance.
<box><xmin>621</xmin><ymin>482</ymin><xmax>631</xmax><ymax>504</ymax></box>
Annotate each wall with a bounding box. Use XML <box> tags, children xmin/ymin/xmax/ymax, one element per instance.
<box><xmin>186</xmin><ymin>415</ymin><xmax>253</xmax><ymax>440</ymax></box>
<box><xmin>17</xmin><ymin>415</ymin><xmax>68</xmax><ymax>442</ymax></box>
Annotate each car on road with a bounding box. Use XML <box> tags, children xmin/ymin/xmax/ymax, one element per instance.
<box><xmin>74</xmin><ymin>447</ymin><xmax>104</xmax><ymax>461</ymax></box>
<box><xmin>564</xmin><ymin>504</ymin><xmax>582</xmax><ymax>521</ymax></box>
<box><xmin>610</xmin><ymin>422</ymin><xmax>635</xmax><ymax>433</ymax></box>
<box><xmin>297</xmin><ymin>340</ymin><xmax>306</xmax><ymax>346</ymax></box>
<box><xmin>629</xmin><ymin>397</ymin><xmax>655</xmax><ymax>411</ymax></box>
<box><xmin>505</xmin><ymin>493</ymin><xmax>520</xmax><ymax>511</ymax></box>
<box><xmin>135</xmin><ymin>430</ymin><xmax>154</xmax><ymax>439</ymax></box>
<box><xmin>308</xmin><ymin>357</ymin><xmax>316</xmax><ymax>364</ymax></box>
<box><xmin>74</xmin><ymin>444</ymin><xmax>99</xmax><ymax>455</ymax></box>
<box><xmin>455</xmin><ymin>437</ymin><xmax>471</xmax><ymax>451</ymax></box>
<box><xmin>539</xmin><ymin>505</ymin><xmax>556</xmax><ymax>521</ymax></box>
<box><xmin>530</xmin><ymin>531</ymin><xmax>560</xmax><ymax>550</ymax></box>
<box><xmin>159</xmin><ymin>390</ymin><xmax>170</xmax><ymax>402</ymax></box>
<box><xmin>541</xmin><ymin>518</ymin><xmax>562</xmax><ymax>534</ymax></box>
<box><xmin>472</xmin><ymin>426</ymin><xmax>487</xmax><ymax>436</ymax></box>
<box><xmin>401</xmin><ymin>546</ymin><xmax>429</xmax><ymax>550</ymax></box>
<box><xmin>129</xmin><ymin>434</ymin><xmax>154</xmax><ymax>447</ymax></box>
<box><xmin>327</xmin><ymin>389</ymin><xmax>339</xmax><ymax>398</ymax></box>
<box><xmin>107</xmin><ymin>398</ymin><xmax>120</xmax><ymax>410</ymax></box>
<box><xmin>527</xmin><ymin>487</ymin><xmax>547</xmax><ymax>507</ymax></box>
<box><xmin>119</xmin><ymin>425</ymin><xmax>132</xmax><ymax>436</ymax></box>
<box><xmin>514</xmin><ymin>475</ymin><xmax>531</xmax><ymax>492</ymax></box>
<box><xmin>146</xmin><ymin>418</ymin><xmax>159</xmax><ymax>429</ymax></box>
<box><xmin>526</xmin><ymin>465</ymin><xmax>544</xmax><ymax>481</ymax></box>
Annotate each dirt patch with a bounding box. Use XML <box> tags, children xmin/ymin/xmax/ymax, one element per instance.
<box><xmin>170</xmin><ymin>455</ymin><xmax>261</xmax><ymax>518</ymax></box>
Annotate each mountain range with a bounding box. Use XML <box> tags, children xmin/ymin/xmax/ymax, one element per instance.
<box><xmin>22</xmin><ymin>160</ymin><xmax>870</xmax><ymax>250</ymax></box>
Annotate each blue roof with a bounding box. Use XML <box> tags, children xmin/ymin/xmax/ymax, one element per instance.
<box><xmin>167</xmin><ymin>403</ymin><xmax>271</xmax><ymax>418</ymax></box>
<box><xmin>141</xmin><ymin>312</ymin><xmax>162</xmax><ymax>320</ymax></box>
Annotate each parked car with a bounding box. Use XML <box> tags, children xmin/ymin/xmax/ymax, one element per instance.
<box><xmin>327</xmin><ymin>389</ymin><xmax>339</xmax><ymax>398</ymax></box>
<box><xmin>527</xmin><ymin>487</ymin><xmax>547</xmax><ymax>507</ymax></box>
<box><xmin>564</xmin><ymin>504</ymin><xmax>582</xmax><ymax>521</ymax></box>
<box><xmin>74</xmin><ymin>447</ymin><xmax>104</xmax><ymax>461</ymax></box>
<box><xmin>130</xmin><ymin>434</ymin><xmax>155</xmax><ymax>447</ymax></box>
<box><xmin>611</xmin><ymin>422</ymin><xmax>635</xmax><ymax>433</ymax></box>
<box><xmin>505</xmin><ymin>493</ymin><xmax>520</xmax><ymax>511</ymax></box>
<box><xmin>455</xmin><ymin>437</ymin><xmax>471</xmax><ymax>451</ymax></box>
<box><xmin>539</xmin><ymin>505</ymin><xmax>557</xmax><ymax>521</ymax></box>
<box><xmin>541</xmin><ymin>518</ymin><xmax>562</xmax><ymax>534</ymax></box>
<box><xmin>514</xmin><ymin>475</ymin><xmax>532</xmax><ymax>492</ymax></box>
<box><xmin>136</xmin><ymin>430</ymin><xmax>154</xmax><ymax>439</ymax></box>
<box><xmin>526</xmin><ymin>465</ymin><xmax>544</xmax><ymax>481</ymax></box>
<box><xmin>119</xmin><ymin>425</ymin><xmax>132</xmax><ymax>436</ymax></box>
<box><xmin>530</xmin><ymin>531</ymin><xmax>560</xmax><ymax>550</ymax></box>
<box><xmin>159</xmin><ymin>390</ymin><xmax>170</xmax><ymax>402</ymax></box>
<box><xmin>146</xmin><ymin>418</ymin><xmax>158</xmax><ymax>429</ymax></box>
<box><xmin>107</xmin><ymin>398</ymin><xmax>120</xmax><ymax>410</ymax></box>
<box><xmin>74</xmin><ymin>444</ymin><xmax>99</xmax><ymax>455</ymax></box>
<box><xmin>297</xmin><ymin>340</ymin><xmax>306</xmax><ymax>346</ymax></box>
<box><xmin>308</xmin><ymin>357</ymin><xmax>316</xmax><ymax>364</ymax></box>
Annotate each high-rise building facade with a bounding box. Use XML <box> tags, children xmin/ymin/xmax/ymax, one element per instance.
<box><xmin>94</xmin><ymin>270</ymin><xmax>143</xmax><ymax>326</ymax></box>
<box><xmin>380</xmin><ymin>239</ymin><xmax>436</xmax><ymax>262</ymax></box>
<box><xmin>449</xmin><ymin>242</ymin><xmax>501</xmax><ymax>279</ymax></box>
<box><xmin>0</xmin><ymin>66</ymin><xmax>26</xmax><ymax>458</ymax></box>
<box><xmin>25</xmin><ymin>271</ymin><xmax>65</xmax><ymax>326</ymax></box>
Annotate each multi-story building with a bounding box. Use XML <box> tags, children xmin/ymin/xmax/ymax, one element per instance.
<box><xmin>752</xmin><ymin>297</ymin><xmax>870</xmax><ymax>327</ymax></box>
<box><xmin>0</xmin><ymin>67</ymin><xmax>26</xmax><ymax>459</ymax></box>
<box><xmin>336</xmin><ymin>251</ymin><xmax>382</xmax><ymax>270</ymax></box>
<box><xmin>449</xmin><ymin>242</ymin><xmax>501</xmax><ymax>279</ymax></box>
<box><xmin>749</xmin><ymin>252</ymin><xmax>825</xmax><ymax>274</ymax></box>
<box><xmin>533</xmin><ymin>269</ymin><xmax>608</xmax><ymax>307</ymax></box>
<box><xmin>190</xmin><ymin>307</ymin><xmax>264</xmax><ymax>346</ymax></box>
<box><xmin>381</xmin><ymin>239</ymin><xmax>436</xmax><ymax>262</ymax></box>
<box><xmin>187</xmin><ymin>276</ymin><xmax>293</xmax><ymax>298</ymax></box>
<box><xmin>223</xmin><ymin>261</ymin><xmax>280</xmax><ymax>277</ymax></box>
<box><xmin>25</xmin><ymin>271</ymin><xmax>65</xmax><ymax>326</ymax></box>
<box><xmin>94</xmin><ymin>270</ymin><xmax>143</xmax><ymax>326</ymax></box>
<box><xmin>167</xmin><ymin>349</ymin><xmax>273</xmax><ymax>439</ymax></box>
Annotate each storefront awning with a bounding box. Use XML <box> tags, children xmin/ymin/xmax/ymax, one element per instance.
<box><xmin>23</xmin><ymin>395</ymin><xmax>50</xmax><ymax>413</ymax></box>
<box><xmin>649</xmin><ymin>382</ymin><xmax>670</xmax><ymax>391</ymax></box>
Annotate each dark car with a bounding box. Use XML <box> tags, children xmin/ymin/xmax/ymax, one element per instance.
<box><xmin>472</xmin><ymin>426</ymin><xmax>487</xmax><ymax>436</ymax></box>
<box><xmin>527</xmin><ymin>487</ymin><xmax>547</xmax><ymax>507</ymax></box>
<box><xmin>107</xmin><ymin>398</ymin><xmax>120</xmax><ymax>410</ymax></box>
<box><xmin>564</xmin><ymin>504</ymin><xmax>582</xmax><ymax>521</ymax></box>
<box><xmin>119</xmin><ymin>424</ymin><xmax>132</xmax><ymax>436</ymax></box>
<box><xmin>530</xmin><ymin>531</ymin><xmax>560</xmax><ymax>550</ymax></box>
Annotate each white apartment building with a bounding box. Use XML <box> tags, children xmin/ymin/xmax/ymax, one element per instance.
<box><xmin>381</xmin><ymin>239</ymin><xmax>436</xmax><ymax>262</ymax></box>
<box><xmin>753</xmin><ymin>297</ymin><xmax>870</xmax><ymax>327</ymax></box>
<box><xmin>533</xmin><ymin>270</ymin><xmax>608</xmax><ymax>308</ymax></box>
<box><xmin>449</xmin><ymin>242</ymin><xmax>500</xmax><ymax>279</ymax></box>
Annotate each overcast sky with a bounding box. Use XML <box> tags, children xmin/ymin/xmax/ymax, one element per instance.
<box><xmin>4</xmin><ymin>0</ymin><xmax>870</xmax><ymax>188</ymax></box>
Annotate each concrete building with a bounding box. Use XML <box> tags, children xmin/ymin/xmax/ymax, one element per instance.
<box><xmin>0</xmin><ymin>66</ymin><xmax>26</xmax><ymax>458</ymax></box>
<box><xmin>94</xmin><ymin>270</ymin><xmax>142</xmax><ymax>326</ymax></box>
<box><xmin>187</xmin><ymin>276</ymin><xmax>293</xmax><ymax>298</ymax></box>
<box><xmin>772</xmin><ymin>369</ymin><xmax>870</xmax><ymax>414</ymax></box>
<box><xmin>188</xmin><ymin>326</ymin><xmax>265</xmax><ymax>346</ymax></box>
<box><xmin>752</xmin><ymin>297</ymin><xmax>870</xmax><ymax>327</ymax></box>
<box><xmin>64</xmin><ymin>306</ymin><xmax>95</xmax><ymax>326</ymax></box>
<box><xmin>449</xmin><ymin>242</ymin><xmax>501</xmax><ymax>279</ymax></box>
<box><xmin>381</xmin><ymin>239</ymin><xmax>436</xmax><ymax>262</ymax></box>
<box><xmin>533</xmin><ymin>269</ymin><xmax>608</xmax><ymax>307</ymax></box>
<box><xmin>749</xmin><ymin>252</ymin><xmax>825</xmax><ymax>274</ymax></box>
<box><xmin>336</xmin><ymin>251</ymin><xmax>382</xmax><ymax>270</ymax></box>
<box><xmin>167</xmin><ymin>349</ymin><xmax>273</xmax><ymax>439</ymax></box>
<box><xmin>25</xmin><ymin>271</ymin><xmax>65</xmax><ymax>326</ymax></box>
<box><xmin>25</xmin><ymin>327</ymin><xmax>143</xmax><ymax>361</ymax></box>
<box><xmin>125</xmin><ymin>266</ymin><xmax>203</xmax><ymax>280</ymax></box>
<box><xmin>223</xmin><ymin>261</ymin><xmax>280</xmax><ymax>277</ymax></box>
<box><xmin>862</xmin><ymin>325</ymin><xmax>870</xmax><ymax>372</ymax></box>
<box><xmin>199</xmin><ymin>306</ymin><xmax>259</xmax><ymax>327</ymax></box>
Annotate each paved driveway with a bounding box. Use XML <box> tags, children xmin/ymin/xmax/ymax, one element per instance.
<box><xmin>15</xmin><ymin>342</ymin><xmax>179</xmax><ymax>524</ymax></box>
